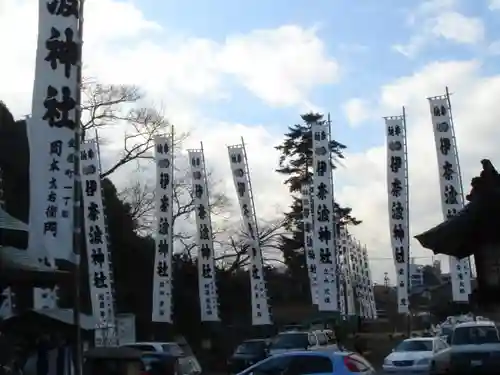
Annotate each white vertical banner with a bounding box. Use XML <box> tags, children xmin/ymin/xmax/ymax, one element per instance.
<box><xmin>0</xmin><ymin>288</ymin><xmax>14</xmax><ymax>319</ymax></box>
<box><xmin>33</xmin><ymin>286</ymin><xmax>58</xmax><ymax>310</ymax></box>
<box><xmin>361</xmin><ymin>245</ymin><xmax>372</xmax><ymax>319</ymax></box>
<box><xmin>301</xmin><ymin>183</ymin><xmax>318</xmax><ymax>305</ymax></box>
<box><xmin>188</xmin><ymin>149</ymin><xmax>220</xmax><ymax>322</ymax></box>
<box><xmin>344</xmin><ymin>233</ymin><xmax>356</xmax><ymax>316</ymax></box>
<box><xmin>80</xmin><ymin>141</ymin><xmax>115</xmax><ymax>333</ymax></box>
<box><xmin>28</xmin><ymin>0</ymin><xmax>80</xmax><ymax>264</ymax></box>
<box><xmin>428</xmin><ymin>96</ymin><xmax>471</xmax><ymax>301</ymax></box>
<box><xmin>152</xmin><ymin>136</ymin><xmax>174</xmax><ymax>323</ymax></box>
<box><xmin>311</xmin><ymin>121</ymin><xmax>338</xmax><ymax>312</ymax></box>
<box><xmin>228</xmin><ymin>144</ymin><xmax>271</xmax><ymax>325</ymax></box>
<box><xmin>385</xmin><ymin>116</ymin><xmax>410</xmax><ymax>314</ymax></box>
<box><xmin>337</xmin><ymin>226</ymin><xmax>348</xmax><ymax>317</ymax></box>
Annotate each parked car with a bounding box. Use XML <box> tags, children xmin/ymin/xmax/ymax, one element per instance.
<box><xmin>227</xmin><ymin>339</ymin><xmax>270</xmax><ymax>373</ymax></box>
<box><xmin>120</xmin><ymin>341</ymin><xmax>201</xmax><ymax>374</ymax></box>
<box><xmin>236</xmin><ymin>350</ymin><xmax>376</xmax><ymax>375</ymax></box>
<box><xmin>268</xmin><ymin>330</ymin><xmax>337</xmax><ymax>356</ymax></box>
<box><xmin>430</xmin><ymin>320</ymin><xmax>500</xmax><ymax>374</ymax></box>
<box><xmin>383</xmin><ymin>336</ymin><xmax>448</xmax><ymax>373</ymax></box>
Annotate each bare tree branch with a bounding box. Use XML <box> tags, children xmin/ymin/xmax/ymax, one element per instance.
<box><xmin>215</xmin><ymin>218</ymin><xmax>288</xmax><ymax>272</ymax></box>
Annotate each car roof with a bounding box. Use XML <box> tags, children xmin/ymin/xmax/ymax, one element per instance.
<box><xmin>242</xmin><ymin>339</ymin><xmax>268</xmax><ymax>343</ymax></box>
<box><xmin>404</xmin><ymin>337</ymin><xmax>436</xmax><ymax>342</ymax></box>
<box><xmin>273</xmin><ymin>350</ymin><xmax>350</xmax><ymax>358</ymax></box>
<box><xmin>124</xmin><ymin>342</ymin><xmax>179</xmax><ymax>346</ymax></box>
<box><xmin>455</xmin><ymin>321</ymin><xmax>496</xmax><ymax>328</ymax></box>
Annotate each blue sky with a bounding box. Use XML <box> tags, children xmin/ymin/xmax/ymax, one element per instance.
<box><xmin>127</xmin><ymin>0</ymin><xmax>498</xmax><ymax>154</ymax></box>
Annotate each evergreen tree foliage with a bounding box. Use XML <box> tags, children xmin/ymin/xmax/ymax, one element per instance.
<box><xmin>275</xmin><ymin>113</ymin><xmax>361</xmax><ymax>288</ymax></box>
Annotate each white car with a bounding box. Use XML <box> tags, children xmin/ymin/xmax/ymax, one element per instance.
<box><xmin>268</xmin><ymin>330</ymin><xmax>338</xmax><ymax>356</ymax></box>
<box><xmin>383</xmin><ymin>337</ymin><xmax>448</xmax><ymax>373</ymax></box>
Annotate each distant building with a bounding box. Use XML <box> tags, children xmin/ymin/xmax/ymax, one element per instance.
<box><xmin>409</xmin><ymin>260</ymin><xmax>424</xmax><ymax>289</ymax></box>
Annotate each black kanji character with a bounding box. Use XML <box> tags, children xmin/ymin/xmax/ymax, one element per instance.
<box><xmin>306</xmin><ymin>235</ymin><xmax>313</xmax><ymax>247</ymax></box>
<box><xmin>158</xmin><ymin>239</ymin><xmax>169</xmax><ymax>256</ymax></box>
<box><xmin>89</xmin><ymin>225</ymin><xmax>103</xmax><ymax>245</ymax></box>
<box><xmin>391</xmin><ymin>178</ymin><xmax>402</xmax><ymax>197</ymax></box>
<box><xmin>194</xmin><ymin>184</ymin><xmax>203</xmax><ymax>198</ymax></box>
<box><xmin>200</xmin><ymin>244</ymin><xmax>211</xmax><ymax>259</ymax></box>
<box><xmin>242</xmin><ymin>204</ymin><xmax>250</xmax><ymax>217</ymax></box>
<box><xmin>251</xmin><ymin>247</ymin><xmax>257</xmax><ymax>258</ymax></box>
<box><xmin>316</xmin><ymin>161</ymin><xmax>327</xmax><ymax>177</ymax></box>
<box><xmin>46</xmin><ymin>205</ymin><xmax>57</xmax><ymax>218</ymax></box>
<box><xmin>49</xmin><ymin>177</ymin><xmax>57</xmax><ymax>190</ymax></box>
<box><xmin>157</xmin><ymin>261</ymin><xmax>169</xmax><ymax>277</ymax></box>
<box><xmin>251</xmin><ymin>265</ymin><xmax>260</xmax><ymax>279</ymax></box>
<box><xmin>392</xmin><ymin>224</ymin><xmax>405</xmax><ymax>242</ymax></box>
<box><xmin>316</xmin><ymin>204</ymin><xmax>330</xmax><ymax>222</ymax></box>
<box><xmin>50</xmin><ymin>140</ymin><xmax>63</xmax><ymax>156</ymax></box>
<box><xmin>439</xmin><ymin>137</ymin><xmax>451</xmax><ymax>156</ymax></box>
<box><xmin>159</xmin><ymin>173</ymin><xmax>170</xmax><ymax>189</ymax></box>
<box><xmin>159</xmin><ymin>218</ymin><xmax>170</xmax><ymax>235</ymax></box>
<box><xmin>318</xmin><ymin>226</ymin><xmax>332</xmax><ymax>244</ymax></box>
<box><xmin>444</xmin><ymin>185</ymin><xmax>458</xmax><ymax>205</ymax></box>
<box><xmin>247</xmin><ymin>222</ymin><xmax>255</xmax><ymax>239</ymax></box>
<box><xmin>442</xmin><ymin>161</ymin><xmax>455</xmax><ymax>181</ymax></box>
<box><xmin>156</xmin><ymin>142</ymin><xmax>169</xmax><ymax>154</ymax></box>
<box><xmin>202</xmin><ymin>264</ymin><xmax>212</xmax><ymax>278</ymax></box>
<box><xmin>91</xmin><ymin>248</ymin><xmax>105</xmax><ymax>267</ymax></box>
<box><xmin>200</xmin><ymin>224</ymin><xmax>210</xmax><ymax>240</ymax></box>
<box><xmin>193</xmin><ymin>170</ymin><xmax>202</xmax><ymax>180</ymax></box>
<box><xmin>50</xmin><ymin>158</ymin><xmax>60</xmax><ymax>172</ymax></box>
<box><xmin>46</xmin><ymin>0</ymin><xmax>79</xmax><ymax>18</ymax></box>
<box><xmin>85</xmin><ymin>179</ymin><xmax>97</xmax><ymax>196</ymax></box>
<box><xmin>433</xmin><ymin>105</ymin><xmax>447</xmax><ymax>117</ymax></box>
<box><xmin>392</xmin><ymin>201</ymin><xmax>404</xmax><ymax>220</ymax></box>
<box><xmin>160</xmin><ymin>195</ymin><xmax>169</xmax><ymax>213</ymax></box>
<box><xmin>316</xmin><ymin>182</ymin><xmax>328</xmax><ymax>200</ymax></box>
<box><xmin>191</xmin><ymin>156</ymin><xmax>201</xmax><ymax>167</ymax></box>
<box><xmin>231</xmin><ymin>153</ymin><xmax>242</xmax><ymax>163</ymax></box>
<box><xmin>44</xmin><ymin>221</ymin><xmax>58</xmax><ymax>236</ymax></box>
<box><xmin>48</xmin><ymin>191</ymin><xmax>57</xmax><ymax>202</ymax></box>
<box><xmin>395</xmin><ymin>246</ymin><xmax>405</xmax><ymax>263</ymax></box>
<box><xmin>93</xmin><ymin>272</ymin><xmax>108</xmax><ymax>288</ymax></box>
<box><xmin>446</xmin><ymin>208</ymin><xmax>457</xmax><ymax>219</ymax></box>
<box><xmin>314</xmin><ymin>130</ymin><xmax>326</xmax><ymax>141</ymax></box>
<box><xmin>319</xmin><ymin>248</ymin><xmax>332</xmax><ymax>264</ymax></box>
<box><xmin>390</xmin><ymin>156</ymin><xmax>402</xmax><ymax>173</ymax></box>
<box><xmin>42</xmin><ymin>85</ymin><xmax>76</xmax><ymax>129</ymax></box>
<box><xmin>309</xmin><ymin>264</ymin><xmax>316</xmax><ymax>273</ymax></box>
<box><xmin>237</xmin><ymin>182</ymin><xmax>246</xmax><ymax>197</ymax></box>
<box><xmin>387</xmin><ymin>125</ymin><xmax>402</xmax><ymax>136</ymax></box>
<box><xmin>307</xmin><ymin>249</ymin><xmax>315</xmax><ymax>259</ymax></box>
<box><xmin>44</xmin><ymin>27</ymin><xmax>77</xmax><ymax>78</ymax></box>
<box><xmin>87</xmin><ymin>202</ymin><xmax>100</xmax><ymax>221</ymax></box>
<box><xmin>65</xmin><ymin>169</ymin><xmax>74</xmax><ymax>178</ymax></box>
<box><xmin>436</xmin><ymin>122</ymin><xmax>449</xmax><ymax>132</ymax></box>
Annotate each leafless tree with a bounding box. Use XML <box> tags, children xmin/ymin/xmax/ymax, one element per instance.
<box><xmin>80</xmin><ymin>79</ymin><xmax>187</xmax><ymax>179</ymax></box>
<box><xmin>215</xmin><ymin>218</ymin><xmax>288</xmax><ymax>272</ymax></box>
<box><xmin>119</xmin><ymin>166</ymin><xmax>231</xmax><ymax>236</ymax></box>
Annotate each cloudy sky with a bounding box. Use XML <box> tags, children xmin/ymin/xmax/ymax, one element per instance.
<box><xmin>1</xmin><ymin>0</ymin><xmax>499</xmax><ymax>283</ymax></box>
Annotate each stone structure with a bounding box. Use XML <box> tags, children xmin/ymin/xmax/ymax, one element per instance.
<box><xmin>415</xmin><ymin>159</ymin><xmax>500</xmax><ymax>310</ymax></box>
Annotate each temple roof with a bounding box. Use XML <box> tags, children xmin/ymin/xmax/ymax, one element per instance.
<box><xmin>415</xmin><ymin>160</ymin><xmax>500</xmax><ymax>258</ymax></box>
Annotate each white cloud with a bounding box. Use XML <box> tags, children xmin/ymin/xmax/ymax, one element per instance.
<box><xmin>489</xmin><ymin>0</ymin><xmax>500</xmax><ymax>10</ymax></box>
<box><xmin>0</xmin><ymin>0</ymin><xmax>335</xmax><ymax>264</ymax></box>
<box><xmin>488</xmin><ymin>40</ymin><xmax>500</xmax><ymax>55</ymax></box>
<box><xmin>336</xmin><ymin>59</ymin><xmax>500</xmax><ymax>283</ymax></box>
<box><xmin>431</xmin><ymin>12</ymin><xmax>484</xmax><ymax>44</ymax></box>
<box><xmin>394</xmin><ymin>1</ymin><xmax>484</xmax><ymax>58</ymax></box>
<box><xmin>343</xmin><ymin>98</ymin><xmax>370</xmax><ymax>127</ymax></box>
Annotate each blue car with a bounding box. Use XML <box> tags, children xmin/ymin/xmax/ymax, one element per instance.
<box><xmin>236</xmin><ymin>350</ymin><xmax>376</xmax><ymax>375</ymax></box>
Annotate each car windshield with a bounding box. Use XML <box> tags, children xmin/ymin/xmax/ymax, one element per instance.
<box><xmin>161</xmin><ymin>344</ymin><xmax>184</xmax><ymax>356</ymax></box>
<box><xmin>235</xmin><ymin>341</ymin><xmax>266</xmax><ymax>354</ymax></box>
<box><xmin>270</xmin><ymin>333</ymin><xmax>308</xmax><ymax>349</ymax></box>
<box><xmin>441</xmin><ymin>326</ymin><xmax>453</xmax><ymax>336</ymax></box>
<box><xmin>452</xmin><ymin>326</ymin><xmax>500</xmax><ymax>345</ymax></box>
<box><xmin>395</xmin><ymin>340</ymin><xmax>433</xmax><ymax>352</ymax></box>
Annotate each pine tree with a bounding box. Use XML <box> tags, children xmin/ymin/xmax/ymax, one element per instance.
<box><xmin>275</xmin><ymin>113</ymin><xmax>361</xmax><ymax>284</ymax></box>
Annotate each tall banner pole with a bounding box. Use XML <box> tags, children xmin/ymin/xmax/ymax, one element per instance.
<box><xmin>427</xmin><ymin>89</ymin><xmax>471</xmax><ymax>301</ymax></box>
<box><xmin>384</xmin><ymin>113</ymin><xmax>410</xmax><ymax>315</ymax></box>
